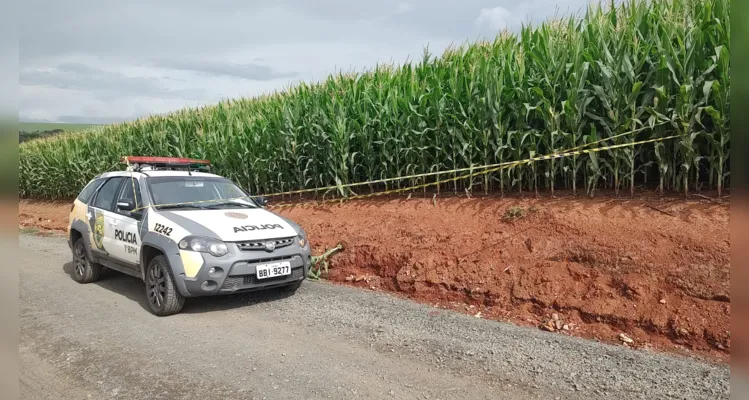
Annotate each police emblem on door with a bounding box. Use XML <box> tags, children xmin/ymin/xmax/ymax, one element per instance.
<box><xmin>93</xmin><ymin>212</ymin><xmax>105</xmax><ymax>250</ymax></box>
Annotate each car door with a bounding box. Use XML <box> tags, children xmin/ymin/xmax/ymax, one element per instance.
<box><xmin>108</xmin><ymin>177</ymin><xmax>143</xmax><ymax>266</ymax></box>
<box><xmin>87</xmin><ymin>176</ymin><xmax>125</xmax><ymax>259</ymax></box>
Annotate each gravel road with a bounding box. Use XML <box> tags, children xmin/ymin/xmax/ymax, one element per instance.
<box><xmin>20</xmin><ymin>234</ymin><xmax>729</xmax><ymax>400</ymax></box>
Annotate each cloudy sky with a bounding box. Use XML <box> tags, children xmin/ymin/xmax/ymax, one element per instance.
<box><xmin>20</xmin><ymin>0</ymin><xmax>596</xmax><ymax>124</ymax></box>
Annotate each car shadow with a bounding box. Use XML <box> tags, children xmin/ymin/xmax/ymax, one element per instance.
<box><xmin>62</xmin><ymin>262</ymin><xmax>297</xmax><ymax>314</ymax></box>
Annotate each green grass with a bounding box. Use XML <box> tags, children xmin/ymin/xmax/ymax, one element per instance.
<box><xmin>19</xmin><ymin>226</ymin><xmax>40</xmax><ymax>235</ymax></box>
<box><xmin>19</xmin><ymin>0</ymin><xmax>730</xmax><ymax>201</ymax></box>
<box><xmin>19</xmin><ymin>226</ymin><xmax>58</xmax><ymax>237</ymax></box>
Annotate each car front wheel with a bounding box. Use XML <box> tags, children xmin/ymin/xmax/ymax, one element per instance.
<box><xmin>145</xmin><ymin>255</ymin><xmax>185</xmax><ymax>316</ymax></box>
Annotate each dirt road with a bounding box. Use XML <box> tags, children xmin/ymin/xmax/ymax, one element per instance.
<box><xmin>20</xmin><ymin>233</ymin><xmax>728</xmax><ymax>400</ymax></box>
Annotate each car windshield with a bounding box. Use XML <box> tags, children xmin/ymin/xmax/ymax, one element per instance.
<box><xmin>147</xmin><ymin>176</ymin><xmax>258</xmax><ymax>210</ymax></box>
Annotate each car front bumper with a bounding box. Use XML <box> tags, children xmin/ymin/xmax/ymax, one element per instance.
<box><xmin>177</xmin><ymin>241</ymin><xmax>312</xmax><ymax>297</ymax></box>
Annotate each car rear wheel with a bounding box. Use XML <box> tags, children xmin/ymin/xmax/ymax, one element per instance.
<box><xmin>72</xmin><ymin>238</ymin><xmax>102</xmax><ymax>283</ymax></box>
<box><xmin>145</xmin><ymin>255</ymin><xmax>185</xmax><ymax>316</ymax></box>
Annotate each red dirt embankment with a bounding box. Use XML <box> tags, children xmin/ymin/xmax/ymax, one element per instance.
<box><xmin>20</xmin><ymin>193</ymin><xmax>730</xmax><ymax>363</ymax></box>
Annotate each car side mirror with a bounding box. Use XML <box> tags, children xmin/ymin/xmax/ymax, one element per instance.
<box><xmin>118</xmin><ymin>200</ymin><xmax>143</xmax><ymax>219</ymax></box>
<box><xmin>255</xmin><ymin>196</ymin><xmax>268</xmax><ymax>207</ymax></box>
<box><xmin>117</xmin><ymin>200</ymin><xmax>135</xmax><ymax>211</ymax></box>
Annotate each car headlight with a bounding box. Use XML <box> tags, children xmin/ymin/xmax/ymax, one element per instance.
<box><xmin>178</xmin><ymin>236</ymin><xmax>228</xmax><ymax>257</ymax></box>
<box><xmin>297</xmin><ymin>229</ymin><xmax>308</xmax><ymax>248</ymax></box>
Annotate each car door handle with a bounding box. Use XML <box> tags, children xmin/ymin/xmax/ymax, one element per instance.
<box><xmin>110</xmin><ymin>220</ymin><xmax>118</xmax><ymax>226</ymax></box>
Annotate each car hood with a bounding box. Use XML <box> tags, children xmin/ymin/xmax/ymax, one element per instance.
<box><xmin>157</xmin><ymin>208</ymin><xmax>300</xmax><ymax>242</ymax></box>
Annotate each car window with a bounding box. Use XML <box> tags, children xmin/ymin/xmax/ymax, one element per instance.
<box><xmin>147</xmin><ymin>176</ymin><xmax>253</xmax><ymax>208</ymax></box>
<box><xmin>92</xmin><ymin>177</ymin><xmax>124</xmax><ymax>211</ymax></box>
<box><xmin>77</xmin><ymin>178</ymin><xmax>105</xmax><ymax>204</ymax></box>
<box><xmin>117</xmin><ymin>178</ymin><xmax>143</xmax><ymax>209</ymax></box>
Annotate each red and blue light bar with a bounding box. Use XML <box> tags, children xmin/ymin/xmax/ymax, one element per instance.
<box><xmin>120</xmin><ymin>156</ymin><xmax>211</xmax><ymax>165</ymax></box>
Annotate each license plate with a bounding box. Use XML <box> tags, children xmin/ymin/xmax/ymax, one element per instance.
<box><xmin>255</xmin><ymin>261</ymin><xmax>291</xmax><ymax>280</ymax></box>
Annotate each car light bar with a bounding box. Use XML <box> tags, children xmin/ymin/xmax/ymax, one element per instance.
<box><xmin>121</xmin><ymin>156</ymin><xmax>211</xmax><ymax>165</ymax></box>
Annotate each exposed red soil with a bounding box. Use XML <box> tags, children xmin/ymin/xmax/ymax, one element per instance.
<box><xmin>19</xmin><ymin>200</ymin><xmax>73</xmax><ymax>234</ymax></box>
<box><xmin>19</xmin><ymin>191</ymin><xmax>730</xmax><ymax>363</ymax></box>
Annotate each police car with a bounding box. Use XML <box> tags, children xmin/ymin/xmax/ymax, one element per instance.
<box><xmin>67</xmin><ymin>156</ymin><xmax>311</xmax><ymax>316</ymax></box>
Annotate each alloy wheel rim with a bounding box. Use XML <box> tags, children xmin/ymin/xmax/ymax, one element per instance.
<box><xmin>74</xmin><ymin>243</ymin><xmax>86</xmax><ymax>277</ymax></box>
<box><xmin>147</xmin><ymin>264</ymin><xmax>166</xmax><ymax>309</ymax></box>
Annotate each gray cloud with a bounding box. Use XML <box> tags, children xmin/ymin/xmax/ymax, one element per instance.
<box><xmin>20</xmin><ymin>62</ymin><xmax>206</xmax><ymax>101</ymax></box>
<box><xmin>62</xmin><ymin>115</ymin><xmax>134</xmax><ymax>124</ymax></box>
<box><xmin>19</xmin><ymin>0</ymin><xmax>595</xmax><ymax>123</ymax></box>
<box><xmin>152</xmin><ymin>59</ymin><xmax>298</xmax><ymax>81</ymax></box>
<box><xmin>25</xmin><ymin>115</ymin><xmax>127</xmax><ymax>125</ymax></box>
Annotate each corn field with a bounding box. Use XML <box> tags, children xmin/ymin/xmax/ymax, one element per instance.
<box><xmin>20</xmin><ymin>0</ymin><xmax>730</xmax><ymax>200</ymax></box>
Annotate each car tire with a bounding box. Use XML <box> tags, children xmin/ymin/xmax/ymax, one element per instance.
<box><xmin>71</xmin><ymin>237</ymin><xmax>102</xmax><ymax>284</ymax></box>
<box><xmin>282</xmin><ymin>280</ymin><xmax>303</xmax><ymax>292</ymax></box>
<box><xmin>145</xmin><ymin>255</ymin><xmax>185</xmax><ymax>316</ymax></box>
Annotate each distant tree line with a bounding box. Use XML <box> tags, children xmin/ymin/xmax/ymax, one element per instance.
<box><xmin>19</xmin><ymin>129</ymin><xmax>65</xmax><ymax>143</ymax></box>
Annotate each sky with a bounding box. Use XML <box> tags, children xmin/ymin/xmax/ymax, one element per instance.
<box><xmin>20</xmin><ymin>0</ymin><xmax>597</xmax><ymax>124</ymax></box>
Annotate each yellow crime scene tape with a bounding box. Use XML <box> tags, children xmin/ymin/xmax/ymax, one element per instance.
<box><xmin>266</xmin><ymin>134</ymin><xmax>679</xmax><ymax>209</ymax></box>
<box><xmin>123</xmin><ymin>129</ymin><xmax>678</xmax><ymax>212</ymax></box>
<box><xmin>258</xmin><ymin>122</ymin><xmax>669</xmax><ymax>199</ymax></box>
